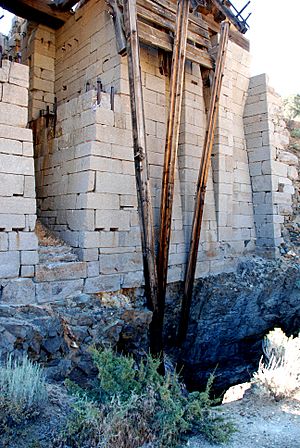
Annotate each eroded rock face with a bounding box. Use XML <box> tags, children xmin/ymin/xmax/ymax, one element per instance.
<box><xmin>0</xmin><ymin>293</ymin><xmax>152</xmax><ymax>383</ymax></box>
<box><xmin>165</xmin><ymin>257</ymin><xmax>300</xmax><ymax>394</ymax></box>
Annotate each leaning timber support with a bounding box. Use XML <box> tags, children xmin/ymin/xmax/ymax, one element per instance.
<box><xmin>177</xmin><ymin>21</ymin><xmax>230</xmax><ymax>346</ymax></box>
<box><xmin>156</xmin><ymin>0</ymin><xmax>190</xmax><ymax>354</ymax></box>
<box><xmin>108</xmin><ymin>0</ymin><xmax>127</xmax><ymax>55</ymax></box>
<box><xmin>123</xmin><ymin>0</ymin><xmax>159</xmax><ymax>352</ymax></box>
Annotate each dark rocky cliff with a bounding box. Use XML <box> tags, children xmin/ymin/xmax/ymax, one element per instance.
<box><xmin>165</xmin><ymin>257</ymin><xmax>300</xmax><ymax>394</ymax></box>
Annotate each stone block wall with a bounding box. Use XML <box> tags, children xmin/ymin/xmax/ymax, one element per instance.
<box><xmin>35</xmin><ymin>21</ymin><xmax>258</xmax><ymax>292</ymax></box>
<box><xmin>0</xmin><ymin>60</ymin><xmax>38</xmax><ymax>286</ymax></box>
<box><xmin>21</xmin><ymin>23</ymin><xmax>56</xmax><ymax>121</ymax></box>
<box><xmin>35</xmin><ymin>88</ymin><xmax>143</xmax><ymax>293</ymax></box>
<box><xmin>55</xmin><ymin>0</ymin><xmax>121</xmax><ymax>105</ymax></box>
<box><xmin>211</xmin><ymin>40</ymin><xmax>256</xmax><ymax>267</ymax></box>
<box><xmin>244</xmin><ymin>74</ymin><xmax>295</xmax><ymax>256</ymax></box>
<box><xmin>0</xmin><ymin>0</ymin><xmax>296</xmax><ymax>303</ymax></box>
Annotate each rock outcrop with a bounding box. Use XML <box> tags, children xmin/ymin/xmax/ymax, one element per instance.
<box><xmin>0</xmin><ymin>292</ymin><xmax>152</xmax><ymax>383</ymax></box>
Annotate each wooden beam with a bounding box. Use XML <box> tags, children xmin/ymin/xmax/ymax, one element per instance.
<box><xmin>0</xmin><ymin>0</ymin><xmax>71</xmax><ymax>29</ymax></box>
<box><xmin>123</xmin><ymin>0</ymin><xmax>160</xmax><ymax>354</ymax></box>
<box><xmin>108</xmin><ymin>0</ymin><xmax>127</xmax><ymax>55</ymax></box>
<box><xmin>177</xmin><ymin>21</ymin><xmax>230</xmax><ymax>346</ymax></box>
<box><xmin>138</xmin><ymin>21</ymin><xmax>213</xmax><ymax>68</ymax></box>
<box><xmin>136</xmin><ymin>0</ymin><xmax>211</xmax><ymax>48</ymax></box>
<box><xmin>210</xmin><ymin>0</ymin><xmax>247</xmax><ymax>33</ymax></box>
<box><xmin>156</xmin><ymin>0</ymin><xmax>190</xmax><ymax>353</ymax></box>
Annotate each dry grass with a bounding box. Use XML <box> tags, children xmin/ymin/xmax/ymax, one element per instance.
<box><xmin>35</xmin><ymin>220</ymin><xmax>65</xmax><ymax>246</ymax></box>
<box><xmin>0</xmin><ymin>355</ymin><xmax>48</xmax><ymax>431</ymax></box>
<box><xmin>253</xmin><ymin>328</ymin><xmax>300</xmax><ymax>400</ymax></box>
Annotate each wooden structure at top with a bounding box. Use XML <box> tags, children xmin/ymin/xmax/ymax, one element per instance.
<box><xmin>0</xmin><ymin>0</ymin><xmax>249</xmax><ymax>56</ymax></box>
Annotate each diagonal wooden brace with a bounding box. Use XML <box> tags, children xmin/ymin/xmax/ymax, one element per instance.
<box><xmin>156</xmin><ymin>0</ymin><xmax>190</xmax><ymax>354</ymax></box>
<box><xmin>123</xmin><ymin>0</ymin><xmax>159</xmax><ymax>353</ymax></box>
<box><xmin>178</xmin><ymin>22</ymin><xmax>230</xmax><ymax>345</ymax></box>
<box><xmin>177</xmin><ymin>21</ymin><xmax>230</xmax><ymax>346</ymax></box>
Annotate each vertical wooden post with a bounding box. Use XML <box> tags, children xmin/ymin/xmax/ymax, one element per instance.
<box><xmin>177</xmin><ymin>21</ymin><xmax>230</xmax><ymax>346</ymax></box>
<box><xmin>123</xmin><ymin>0</ymin><xmax>159</xmax><ymax>352</ymax></box>
<box><xmin>156</xmin><ymin>0</ymin><xmax>190</xmax><ymax>355</ymax></box>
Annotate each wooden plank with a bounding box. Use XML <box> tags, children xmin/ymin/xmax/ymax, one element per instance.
<box><xmin>150</xmin><ymin>0</ymin><xmax>209</xmax><ymax>35</ymax></box>
<box><xmin>156</xmin><ymin>0</ymin><xmax>190</xmax><ymax>353</ymax></box>
<box><xmin>185</xmin><ymin>43</ymin><xmax>213</xmax><ymax>69</ymax></box>
<box><xmin>138</xmin><ymin>21</ymin><xmax>213</xmax><ymax>68</ymax></box>
<box><xmin>229</xmin><ymin>27</ymin><xmax>250</xmax><ymax>52</ymax></box>
<box><xmin>177</xmin><ymin>21</ymin><xmax>230</xmax><ymax>346</ymax></box>
<box><xmin>0</xmin><ymin>0</ymin><xmax>71</xmax><ymax>29</ymax></box>
<box><xmin>123</xmin><ymin>0</ymin><xmax>160</xmax><ymax>354</ymax></box>
<box><xmin>108</xmin><ymin>0</ymin><xmax>127</xmax><ymax>54</ymax></box>
<box><xmin>136</xmin><ymin>0</ymin><xmax>211</xmax><ymax>48</ymax></box>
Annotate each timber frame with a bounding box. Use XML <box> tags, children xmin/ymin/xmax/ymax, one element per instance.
<box><xmin>0</xmin><ymin>0</ymin><xmax>249</xmax><ymax>52</ymax></box>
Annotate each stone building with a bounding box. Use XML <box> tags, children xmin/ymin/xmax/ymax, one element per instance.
<box><xmin>0</xmin><ymin>0</ymin><xmax>298</xmax><ymax>304</ymax></box>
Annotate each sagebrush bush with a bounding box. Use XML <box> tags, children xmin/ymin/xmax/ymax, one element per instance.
<box><xmin>253</xmin><ymin>328</ymin><xmax>300</xmax><ymax>400</ymax></box>
<box><xmin>61</xmin><ymin>348</ymin><xmax>235</xmax><ymax>447</ymax></box>
<box><xmin>0</xmin><ymin>355</ymin><xmax>48</xmax><ymax>432</ymax></box>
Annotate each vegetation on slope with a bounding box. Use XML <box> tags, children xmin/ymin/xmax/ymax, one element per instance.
<box><xmin>60</xmin><ymin>348</ymin><xmax>235</xmax><ymax>447</ymax></box>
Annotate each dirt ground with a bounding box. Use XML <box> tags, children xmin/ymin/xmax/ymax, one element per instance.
<box><xmin>188</xmin><ymin>386</ymin><xmax>300</xmax><ymax>448</ymax></box>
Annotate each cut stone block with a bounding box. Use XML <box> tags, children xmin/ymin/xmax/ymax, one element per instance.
<box><xmin>9</xmin><ymin>62</ymin><xmax>30</xmax><ymax>88</ymax></box>
<box><xmin>0</xmin><ymin>251</ymin><xmax>20</xmax><ymax>278</ymax></box>
<box><xmin>84</xmin><ymin>274</ymin><xmax>121</xmax><ymax>293</ymax></box>
<box><xmin>95</xmin><ymin>210</ymin><xmax>130</xmax><ymax>231</ymax></box>
<box><xmin>0</xmin><ymin>173</ymin><xmax>24</xmax><ymax>196</ymax></box>
<box><xmin>36</xmin><ymin>279</ymin><xmax>84</xmax><ymax>303</ymax></box>
<box><xmin>21</xmin><ymin>265</ymin><xmax>35</xmax><ymax>278</ymax></box>
<box><xmin>0</xmin><ymin>214</ymin><xmax>26</xmax><ymax>230</ymax></box>
<box><xmin>21</xmin><ymin>250</ymin><xmax>39</xmax><ymax>265</ymax></box>
<box><xmin>0</xmin><ymin>153</ymin><xmax>34</xmax><ymax>175</ymax></box>
<box><xmin>0</xmin><ymin>103</ymin><xmax>28</xmax><ymax>127</ymax></box>
<box><xmin>0</xmin><ymin>138</ymin><xmax>23</xmax><ymax>155</ymax></box>
<box><xmin>2</xmin><ymin>83</ymin><xmax>28</xmax><ymax>107</ymax></box>
<box><xmin>8</xmin><ymin>232</ymin><xmax>38</xmax><ymax>251</ymax></box>
<box><xmin>35</xmin><ymin>261</ymin><xmax>87</xmax><ymax>282</ymax></box>
<box><xmin>0</xmin><ymin>125</ymin><xmax>32</xmax><ymax>142</ymax></box>
<box><xmin>0</xmin><ymin>233</ymin><xmax>8</xmax><ymax>251</ymax></box>
<box><xmin>1</xmin><ymin>278</ymin><xmax>35</xmax><ymax>304</ymax></box>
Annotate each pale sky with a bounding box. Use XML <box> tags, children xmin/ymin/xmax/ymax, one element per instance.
<box><xmin>0</xmin><ymin>1</ymin><xmax>299</xmax><ymax>97</ymax></box>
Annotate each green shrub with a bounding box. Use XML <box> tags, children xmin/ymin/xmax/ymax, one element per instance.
<box><xmin>253</xmin><ymin>328</ymin><xmax>300</xmax><ymax>400</ymax></box>
<box><xmin>61</xmin><ymin>348</ymin><xmax>235</xmax><ymax>447</ymax></box>
<box><xmin>0</xmin><ymin>355</ymin><xmax>48</xmax><ymax>432</ymax></box>
<box><xmin>291</xmin><ymin>128</ymin><xmax>300</xmax><ymax>139</ymax></box>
